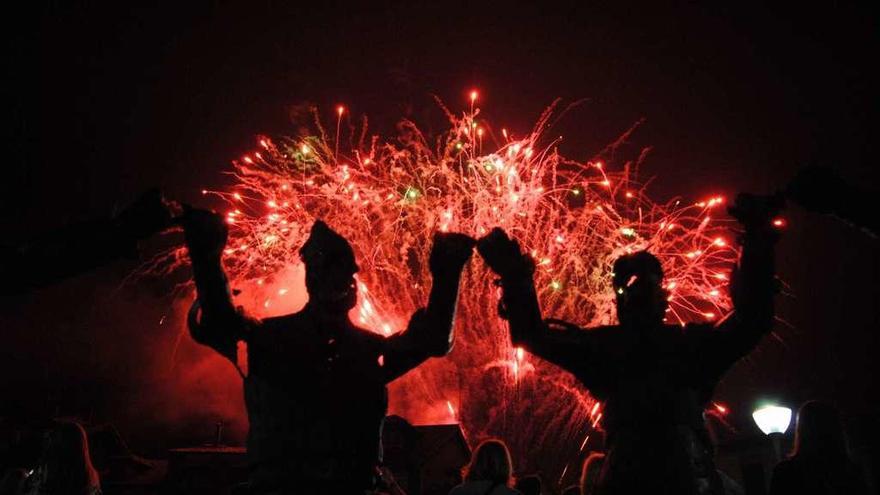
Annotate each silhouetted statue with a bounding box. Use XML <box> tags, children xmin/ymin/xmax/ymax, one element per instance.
<box><xmin>182</xmin><ymin>208</ymin><xmax>474</xmax><ymax>494</ymax></box>
<box><xmin>0</xmin><ymin>189</ymin><xmax>172</xmax><ymax>296</ymax></box>
<box><xmin>770</xmin><ymin>401</ymin><xmax>868</xmax><ymax>495</ymax></box>
<box><xmin>477</xmin><ymin>193</ymin><xmax>783</xmax><ymax>495</ymax></box>
<box><xmin>787</xmin><ymin>166</ymin><xmax>877</xmax><ymax>238</ymax></box>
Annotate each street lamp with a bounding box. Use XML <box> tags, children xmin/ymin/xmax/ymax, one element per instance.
<box><xmin>753</xmin><ymin>404</ymin><xmax>792</xmax><ymax>461</ymax></box>
<box><xmin>752</xmin><ymin>405</ymin><xmax>792</xmax><ymax>435</ymax></box>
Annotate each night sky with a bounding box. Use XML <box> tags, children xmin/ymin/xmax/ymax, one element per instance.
<box><xmin>3</xmin><ymin>1</ymin><xmax>878</xmax><ymax>454</ymax></box>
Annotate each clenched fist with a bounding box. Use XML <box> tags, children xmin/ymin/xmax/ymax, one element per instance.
<box><xmin>476</xmin><ymin>228</ymin><xmax>534</xmax><ymax>279</ymax></box>
<box><xmin>429</xmin><ymin>232</ymin><xmax>476</xmax><ymax>275</ymax></box>
<box><xmin>179</xmin><ymin>206</ymin><xmax>228</xmax><ymax>261</ymax></box>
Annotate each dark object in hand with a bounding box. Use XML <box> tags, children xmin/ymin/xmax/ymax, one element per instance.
<box><xmin>115</xmin><ymin>188</ymin><xmax>174</xmax><ymax>241</ymax></box>
<box><xmin>786</xmin><ymin>166</ymin><xmax>847</xmax><ymax>214</ymax></box>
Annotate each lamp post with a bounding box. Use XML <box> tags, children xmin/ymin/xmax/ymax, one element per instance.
<box><xmin>752</xmin><ymin>404</ymin><xmax>792</xmax><ymax>462</ymax></box>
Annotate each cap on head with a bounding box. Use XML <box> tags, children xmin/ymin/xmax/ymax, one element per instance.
<box><xmin>299</xmin><ymin>220</ymin><xmax>358</xmax><ymax>273</ymax></box>
<box><xmin>612</xmin><ymin>251</ymin><xmax>663</xmax><ymax>289</ymax></box>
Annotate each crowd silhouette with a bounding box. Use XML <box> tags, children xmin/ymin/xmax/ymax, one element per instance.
<box><xmin>1</xmin><ymin>178</ymin><xmax>875</xmax><ymax>495</ymax></box>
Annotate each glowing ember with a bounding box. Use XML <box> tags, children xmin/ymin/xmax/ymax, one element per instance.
<box><xmin>155</xmin><ymin>95</ymin><xmax>736</xmax><ymax>479</ymax></box>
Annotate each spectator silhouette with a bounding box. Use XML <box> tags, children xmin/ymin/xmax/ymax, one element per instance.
<box><xmin>18</xmin><ymin>420</ymin><xmax>101</xmax><ymax>495</ymax></box>
<box><xmin>182</xmin><ymin>210</ymin><xmax>474</xmax><ymax>494</ymax></box>
<box><xmin>449</xmin><ymin>439</ymin><xmax>521</xmax><ymax>495</ymax></box>
<box><xmin>514</xmin><ymin>474</ymin><xmax>541</xmax><ymax>495</ymax></box>
<box><xmin>579</xmin><ymin>452</ymin><xmax>605</xmax><ymax>495</ymax></box>
<box><xmin>770</xmin><ymin>401</ymin><xmax>867</xmax><ymax>495</ymax></box>
<box><xmin>477</xmin><ymin>193</ymin><xmax>783</xmax><ymax>495</ymax></box>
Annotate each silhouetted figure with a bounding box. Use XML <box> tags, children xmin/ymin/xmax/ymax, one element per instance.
<box><xmin>579</xmin><ymin>452</ymin><xmax>605</xmax><ymax>495</ymax></box>
<box><xmin>0</xmin><ymin>189</ymin><xmax>172</xmax><ymax>295</ymax></box>
<box><xmin>20</xmin><ymin>420</ymin><xmax>101</xmax><ymax>495</ymax></box>
<box><xmin>477</xmin><ymin>193</ymin><xmax>783</xmax><ymax>495</ymax></box>
<box><xmin>449</xmin><ymin>439</ymin><xmax>521</xmax><ymax>495</ymax></box>
<box><xmin>787</xmin><ymin>166</ymin><xmax>878</xmax><ymax>238</ymax></box>
<box><xmin>770</xmin><ymin>401</ymin><xmax>867</xmax><ymax>495</ymax></box>
<box><xmin>182</xmin><ymin>209</ymin><xmax>474</xmax><ymax>494</ymax></box>
<box><xmin>514</xmin><ymin>474</ymin><xmax>541</xmax><ymax>495</ymax></box>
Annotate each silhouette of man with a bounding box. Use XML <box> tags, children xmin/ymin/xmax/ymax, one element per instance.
<box><xmin>477</xmin><ymin>193</ymin><xmax>783</xmax><ymax>495</ymax></box>
<box><xmin>181</xmin><ymin>208</ymin><xmax>475</xmax><ymax>494</ymax></box>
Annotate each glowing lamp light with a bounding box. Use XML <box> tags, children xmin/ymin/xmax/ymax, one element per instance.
<box><xmin>752</xmin><ymin>405</ymin><xmax>792</xmax><ymax>435</ymax></box>
<box><xmin>469</xmin><ymin>90</ymin><xmax>478</xmax><ymax>103</ymax></box>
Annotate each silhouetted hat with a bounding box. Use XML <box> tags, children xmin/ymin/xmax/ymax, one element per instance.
<box><xmin>299</xmin><ymin>220</ymin><xmax>358</xmax><ymax>273</ymax></box>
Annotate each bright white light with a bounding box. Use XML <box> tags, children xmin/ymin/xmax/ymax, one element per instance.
<box><xmin>752</xmin><ymin>405</ymin><xmax>792</xmax><ymax>435</ymax></box>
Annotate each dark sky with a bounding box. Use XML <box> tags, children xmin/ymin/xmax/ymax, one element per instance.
<box><xmin>3</xmin><ymin>1</ymin><xmax>878</xmax><ymax>450</ymax></box>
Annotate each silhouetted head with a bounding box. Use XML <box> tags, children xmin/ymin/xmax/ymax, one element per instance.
<box><xmin>612</xmin><ymin>251</ymin><xmax>668</xmax><ymax>328</ymax></box>
<box><xmin>791</xmin><ymin>400</ymin><xmax>850</xmax><ymax>461</ymax></box>
<box><xmin>515</xmin><ymin>474</ymin><xmax>542</xmax><ymax>495</ymax></box>
<box><xmin>40</xmin><ymin>420</ymin><xmax>100</xmax><ymax>495</ymax></box>
<box><xmin>300</xmin><ymin>221</ymin><xmax>359</xmax><ymax>312</ymax></box>
<box><xmin>463</xmin><ymin>438</ymin><xmax>515</xmax><ymax>487</ymax></box>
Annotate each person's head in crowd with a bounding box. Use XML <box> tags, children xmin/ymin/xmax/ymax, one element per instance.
<box><xmin>580</xmin><ymin>452</ymin><xmax>606</xmax><ymax>495</ymax></box>
<box><xmin>39</xmin><ymin>420</ymin><xmax>100</xmax><ymax>495</ymax></box>
<box><xmin>791</xmin><ymin>400</ymin><xmax>850</xmax><ymax>460</ymax></box>
<box><xmin>462</xmin><ymin>439</ymin><xmax>515</xmax><ymax>487</ymax></box>
<box><xmin>514</xmin><ymin>474</ymin><xmax>541</xmax><ymax>495</ymax></box>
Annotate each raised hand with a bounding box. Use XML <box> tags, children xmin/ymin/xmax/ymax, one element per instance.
<box><xmin>728</xmin><ymin>192</ymin><xmax>785</xmax><ymax>239</ymax></box>
<box><xmin>429</xmin><ymin>232</ymin><xmax>477</xmax><ymax>275</ymax></box>
<box><xmin>178</xmin><ymin>206</ymin><xmax>228</xmax><ymax>261</ymax></box>
<box><xmin>476</xmin><ymin>228</ymin><xmax>534</xmax><ymax>279</ymax></box>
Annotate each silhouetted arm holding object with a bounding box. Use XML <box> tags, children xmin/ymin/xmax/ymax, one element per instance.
<box><xmin>707</xmin><ymin>193</ymin><xmax>783</xmax><ymax>367</ymax></box>
<box><xmin>381</xmin><ymin>232</ymin><xmax>475</xmax><ymax>382</ymax></box>
<box><xmin>181</xmin><ymin>207</ymin><xmax>249</xmax><ymax>362</ymax></box>
<box><xmin>477</xmin><ymin>228</ymin><xmax>594</xmax><ymax>374</ymax></box>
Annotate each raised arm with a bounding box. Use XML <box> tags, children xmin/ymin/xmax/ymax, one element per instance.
<box><xmin>709</xmin><ymin>193</ymin><xmax>783</xmax><ymax>364</ymax></box>
<box><xmin>477</xmin><ymin>228</ymin><xmax>593</xmax><ymax>374</ymax></box>
<box><xmin>181</xmin><ymin>207</ymin><xmax>249</xmax><ymax>362</ymax></box>
<box><xmin>381</xmin><ymin>232</ymin><xmax>475</xmax><ymax>382</ymax></box>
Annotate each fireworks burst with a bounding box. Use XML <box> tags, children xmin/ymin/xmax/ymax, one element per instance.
<box><xmin>157</xmin><ymin>94</ymin><xmax>736</xmax><ymax>481</ymax></box>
